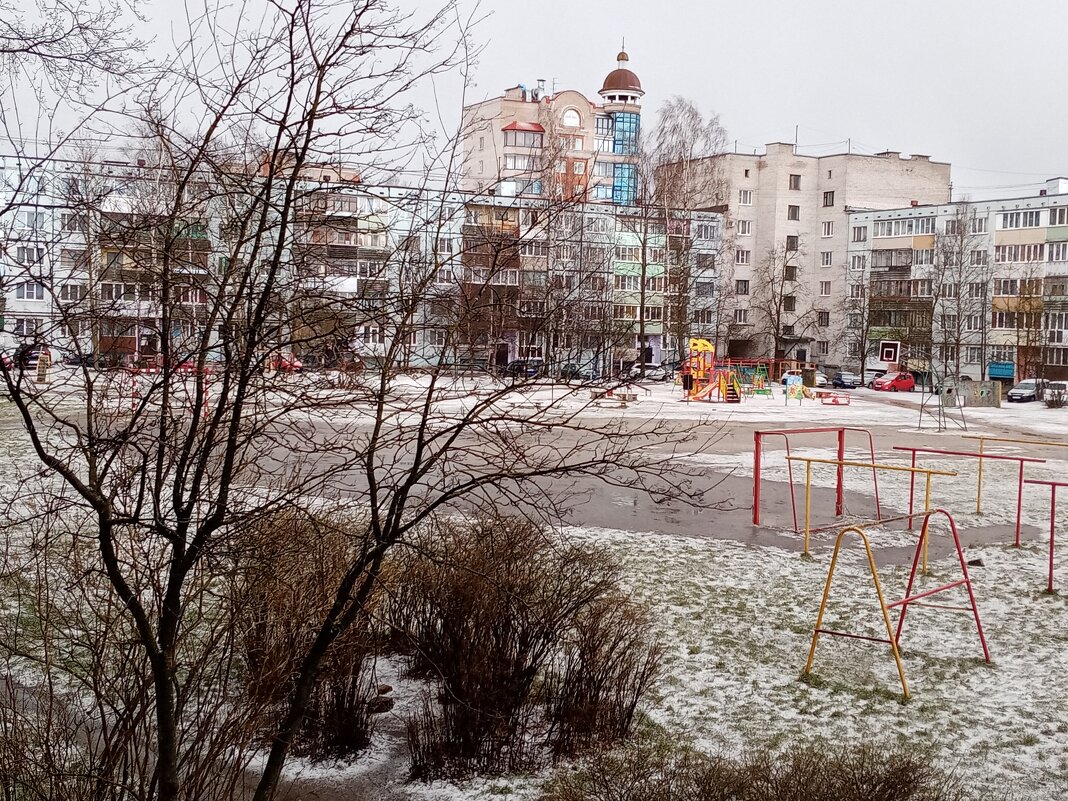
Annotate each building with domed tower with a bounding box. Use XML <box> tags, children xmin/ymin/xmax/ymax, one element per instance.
<box><xmin>459</xmin><ymin>50</ymin><xmax>645</xmax><ymax>205</ymax></box>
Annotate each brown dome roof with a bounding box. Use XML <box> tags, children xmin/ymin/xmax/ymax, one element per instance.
<box><xmin>601</xmin><ymin>68</ymin><xmax>642</xmax><ymax>94</ymax></box>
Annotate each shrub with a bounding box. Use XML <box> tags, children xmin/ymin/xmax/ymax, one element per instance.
<box><xmin>233</xmin><ymin>508</ymin><xmax>382</xmax><ymax>759</ymax></box>
<box><xmin>1045</xmin><ymin>390</ymin><xmax>1066</xmax><ymax>408</ymax></box>
<box><xmin>538</xmin><ymin>738</ymin><xmax>983</xmax><ymax>801</ymax></box>
<box><xmin>390</xmin><ymin>514</ymin><xmax>661</xmax><ymax>779</ymax></box>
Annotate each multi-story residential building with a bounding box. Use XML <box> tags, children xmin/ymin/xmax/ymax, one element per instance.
<box><xmin>846</xmin><ymin>178</ymin><xmax>1068</xmax><ymax>383</ymax></box>
<box><xmin>1</xmin><ymin>152</ymin><xmax>722</xmax><ymax>375</ymax></box>
<box><xmin>684</xmin><ymin>143</ymin><xmax>952</xmax><ymax>367</ymax></box>
<box><xmin>459</xmin><ymin>51</ymin><xmax>644</xmax><ymax>205</ymax></box>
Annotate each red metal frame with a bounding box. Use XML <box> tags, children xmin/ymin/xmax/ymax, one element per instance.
<box><xmin>892</xmin><ymin>446</ymin><xmax>1046</xmax><ymax>543</ymax></box>
<box><xmin>753</xmin><ymin>427</ymin><xmax>878</xmax><ymax>530</ymax></box>
<box><xmin>890</xmin><ymin>508</ymin><xmax>991</xmax><ymax>664</ymax></box>
<box><xmin>1023</xmin><ymin>478</ymin><xmax>1065</xmax><ymax>593</ymax></box>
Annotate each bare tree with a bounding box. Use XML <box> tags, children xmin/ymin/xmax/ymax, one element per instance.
<box><xmin>750</xmin><ymin>243</ymin><xmax>820</xmax><ymax>361</ymax></box>
<box><xmin>0</xmin><ymin>4</ymin><xmax>715</xmax><ymax>801</ymax></box>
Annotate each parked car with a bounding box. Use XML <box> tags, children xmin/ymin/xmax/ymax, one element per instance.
<box><xmin>13</xmin><ymin>344</ymin><xmax>52</xmax><ymax>368</ymax></box>
<box><xmin>1006</xmin><ymin>378</ymin><xmax>1047</xmax><ymax>403</ymax></box>
<box><xmin>1046</xmin><ymin>381</ymin><xmax>1068</xmax><ymax>399</ymax></box>
<box><xmin>865</xmin><ymin>369</ymin><xmax>888</xmax><ymax>388</ymax></box>
<box><xmin>832</xmin><ymin>371</ymin><xmax>861</xmax><ymax>389</ymax></box>
<box><xmin>267</xmin><ymin>353</ymin><xmax>303</xmax><ymax>372</ymax></box>
<box><xmin>502</xmin><ymin>358</ymin><xmax>544</xmax><ymax>379</ymax></box>
<box><xmin>628</xmin><ymin>362</ymin><xmax>672</xmax><ymax>382</ymax></box>
<box><xmin>780</xmin><ymin>369</ymin><xmax>827</xmax><ymax>388</ymax></box>
<box><xmin>557</xmin><ymin>363</ymin><xmax>594</xmax><ymax>382</ymax></box>
<box><xmin>872</xmin><ymin>371</ymin><xmax>916</xmax><ymax>392</ymax></box>
<box><xmin>63</xmin><ymin>351</ymin><xmax>119</xmax><ymax>368</ymax></box>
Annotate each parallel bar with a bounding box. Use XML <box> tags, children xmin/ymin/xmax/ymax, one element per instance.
<box><xmin>909</xmin><ymin>602</ymin><xmax>973</xmax><ymax>612</ymax></box>
<box><xmin>785</xmin><ymin>456</ymin><xmax>957</xmax><ymax>476</ymax></box>
<box><xmin>892</xmin><ymin>446</ymin><xmax>1046</xmax><ymax>464</ymax></box>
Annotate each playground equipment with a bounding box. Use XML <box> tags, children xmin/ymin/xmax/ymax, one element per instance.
<box><xmin>1022</xmin><ymin>478</ymin><xmax>1066</xmax><ymax>593</ymax></box>
<box><xmin>964</xmin><ymin>434</ymin><xmax>1068</xmax><ymax>515</ymax></box>
<box><xmin>803</xmin><ymin>509</ymin><xmax>990</xmax><ymax>700</ymax></box>
<box><xmin>892</xmin><ymin>445</ymin><xmax>1046</xmax><ymax>543</ymax></box>
<box><xmin>683</xmin><ymin>338</ymin><xmax>743</xmax><ymax>403</ymax></box>
<box><xmin>752</xmin><ymin>427</ymin><xmax>879</xmax><ymax>530</ymax></box>
<box><xmin>786</xmin><ymin>455</ymin><xmax>956</xmax><ymax>557</ymax></box>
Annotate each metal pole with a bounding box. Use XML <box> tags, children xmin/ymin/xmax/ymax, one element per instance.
<box><xmin>976</xmin><ymin>436</ymin><xmax>985</xmax><ymax>515</ymax></box>
<box><xmin>907</xmin><ymin>450</ymin><xmax>917</xmax><ymax>529</ymax></box>
<box><xmin>804</xmin><ymin>460</ymin><xmax>812</xmax><ymax>556</ymax></box>
<box><xmin>1049</xmin><ymin>485</ymin><xmax>1057</xmax><ymax>594</ymax></box>
<box><xmin>1016</xmin><ymin>461</ymin><xmax>1025</xmax><ymax>547</ymax></box>
<box><xmin>753</xmin><ymin>432</ymin><xmax>762</xmax><ymax>525</ymax></box>
<box><xmin>836</xmin><ymin>427</ymin><xmax>845</xmax><ymax>518</ymax></box>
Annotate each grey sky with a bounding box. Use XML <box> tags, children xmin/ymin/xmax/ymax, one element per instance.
<box><xmin>448</xmin><ymin>0</ymin><xmax>1068</xmax><ymax>201</ymax></box>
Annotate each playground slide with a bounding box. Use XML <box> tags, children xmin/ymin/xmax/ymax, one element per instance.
<box><xmin>690</xmin><ymin>381</ymin><xmax>718</xmax><ymax>401</ymax></box>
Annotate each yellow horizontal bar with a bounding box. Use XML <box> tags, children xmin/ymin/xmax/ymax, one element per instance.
<box><xmin>784</xmin><ymin>456</ymin><xmax>957</xmax><ymax>477</ymax></box>
<box><xmin>964</xmin><ymin>434</ymin><xmax>1068</xmax><ymax>449</ymax></box>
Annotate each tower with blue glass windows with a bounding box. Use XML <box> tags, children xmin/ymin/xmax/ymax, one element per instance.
<box><xmin>597</xmin><ymin>51</ymin><xmax>644</xmax><ymax>205</ymax></box>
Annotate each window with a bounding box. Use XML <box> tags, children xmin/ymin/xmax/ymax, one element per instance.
<box><xmin>783</xmin><ymin>295</ymin><xmax>796</xmax><ymax>312</ymax></box>
<box><xmin>941</xmin><ymin>313</ymin><xmax>958</xmax><ymax>332</ymax></box>
<box><xmin>848</xmin><ymin>342</ymin><xmax>861</xmax><ymax>358</ymax></box>
<box><xmin>872</xmin><ymin>217</ymin><xmax>936</xmax><ymax>237</ymax></box>
<box><xmin>971</xmin><ymin>216</ymin><xmax>988</xmax><ymax>233</ymax></box>
<box><xmin>479</xmin><ymin>136</ymin><xmax>484</xmax><ymax>151</ymax></box>
<box><xmin>15</xmin><ymin>281</ymin><xmax>45</xmax><ymax>300</ymax></box>
<box><xmin>59</xmin><ymin>282</ymin><xmax>87</xmax><ymax>302</ymax></box>
<box><xmin>738</xmin><ymin>189</ymin><xmax>753</xmax><ymax>206</ymax></box>
<box><xmin>616</xmin><ymin>246</ymin><xmax>640</xmax><ymax>262</ymax></box>
<box><xmin>736</xmin><ymin>219</ymin><xmax>752</xmax><ymax>236</ymax></box>
<box><xmin>503</xmin><ymin>130</ymin><xmax>543</xmax><ymax>148</ymax></box>
<box><xmin>1049</xmin><ymin>243</ymin><xmax>1068</xmax><ymax>262</ymax></box>
<box><xmin>990</xmin><ymin>345</ymin><xmax>1016</xmax><ymax>362</ymax></box>
<box><xmin>992</xmin><ymin>311</ymin><xmax>1016</xmax><ymax>329</ymax></box>
<box><xmin>561</xmin><ymin>108</ymin><xmax>581</xmax><ymax>128</ymax></box>
<box><xmin>970</xmin><ymin>249</ymin><xmax>989</xmax><ymax>266</ymax></box>
<box><xmin>693</xmin><ymin>309</ymin><xmax>716</xmax><ymax>325</ymax></box>
<box><xmin>785</xmin><ymin>265</ymin><xmax>798</xmax><ymax>282</ymax></box>
<box><xmin>821</xmin><ymin>251</ymin><xmax>833</xmax><ymax>267</ymax></box>
<box><xmin>13</xmin><ymin>318</ymin><xmax>40</xmax><ymax>336</ymax></box>
<box><xmin>820</xmin><ymin>281</ymin><xmax>831</xmax><ymax>296</ymax></box>
<box><xmin>847</xmin><ymin>313</ymin><xmax>862</xmax><ymax>328</ymax></box>
<box><xmin>786</xmin><ymin>235</ymin><xmax>799</xmax><ymax>251</ymax></box>
<box><xmin>435</xmin><ymin>237</ymin><xmax>454</xmax><ymax>254</ymax></box>
<box><xmin>613</xmin><ymin>304</ymin><xmax>639</xmax><ymax>320</ymax></box>
<box><xmin>782</xmin><ymin>324</ymin><xmax>795</xmax><ymax>336</ymax></box>
<box><xmin>912</xmin><ymin>279</ymin><xmax>933</xmax><ymax>297</ymax></box>
<box><xmin>789</xmin><ymin>174</ymin><xmax>801</xmax><ymax>190</ymax></box>
<box><xmin>555</xmin><ymin>161</ymin><xmax>567</xmax><ymax>174</ymax></box>
<box><xmin>695</xmin><ymin>281</ymin><xmax>715</xmax><ymax>297</ymax></box>
<box><xmin>435</xmin><ymin>267</ymin><xmax>454</xmax><ymax>284</ymax></box>
<box><xmin>744</xmin><ymin>168</ymin><xmax>750</xmax><ymax>178</ymax></box>
<box><xmin>817</xmin><ymin>311</ymin><xmax>830</xmax><ymax>327</ymax></box>
<box><xmin>852</xmin><ymin>226</ymin><xmax>868</xmax><ymax>242</ymax></box>
<box><xmin>967</xmin><ymin>282</ymin><xmax>985</xmax><ymax>299</ymax></box>
<box><xmin>645</xmin><ymin>275</ymin><xmax>665</xmax><ymax>292</ymax></box>
<box><xmin>817</xmin><ymin>340</ymin><xmax>829</xmax><ymax>355</ymax></box>
<box><xmin>734</xmin><ymin>308</ymin><xmax>749</xmax><ymax>324</ymax></box>
<box><xmin>735</xmin><ymin>279</ymin><xmax>750</xmax><ymax>295</ymax></box>
<box><xmin>613</xmin><ymin>274</ymin><xmax>640</xmax><ymax>291</ymax></box>
<box><xmin>850</xmin><ymin>254</ymin><xmax>867</xmax><ymax>271</ymax></box>
<box><xmin>695</xmin><ymin>222</ymin><xmax>716</xmax><ymax>240</ymax></box>
<box><xmin>849</xmin><ymin>283</ymin><xmax>865</xmax><ymax>299</ymax></box>
<box><xmin>942</xmin><ymin>282</ymin><xmax>959</xmax><ymax>298</ymax></box>
<box><xmin>913</xmin><ymin>248</ymin><xmax>934</xmax><ymax>266</ymax></box>
<box><xmin>16</xmin><ymin>246</ymin><xmax>44</xmax><ymax>265</ymax></box>
<box><xmin>504</xmin><ymin>153</ymin><xmax>537</xmax><ymax>171</ymax></box>
<box><xmin>945</xmin><ymin>219</ymin><xmax>961</xmax><ymax>235</ymax></box>
<box><xmin>821</xmin><ymin>221</ymin><xmax>834</xmax><ymax>238</ymax></box>
<box><xmin>572</xmin><ymin>161</ymin><xmax>586</xmax><ymax>174</ymax></box>
<box><xmin>995</xmin><ymin>244</ymin><xmax>1045</xmax><ymax>263</ymax></box>
<box><xmin>787</xmin><ymin>205</ymin><xmax>800</xmax><ymax>221</ymax></box>
<box><xmin>967</xmin><ymin>346</ymin><xmax>983</xmax><ymax>363</ymax></box>
<box><xmin>735</xmin><ymin>249</ymin><xmax>751</xmax><ymax>265</ymax></box>
<box><xmin>823</xmin><ymin>191</ymin><xmax>835</xmax><ymax>207</ymax></box>
<box><xmin>644</xmin><ymin>306</ymin><xmax>663</xmax><ymax>322</ymax></box>
<box><xmin>999</xmin><ymin>210</ymin><xmax>1042</xmax><ymax>229</ymax></box>
<box><xmin>1050</xmin><ymin>207</ymin><xmax>1068</xmax><ymax>227</ymax></box>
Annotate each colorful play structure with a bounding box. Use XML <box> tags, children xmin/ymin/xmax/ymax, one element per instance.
<box><xmin>682</xmin><ymin>339</ymin><xmax>774</xmax><ymax>403</ymax></box>
<box><xmin>749</xmin><ymin>425</ymin><xmax>1067</xmax><ymax>699</ymax></box>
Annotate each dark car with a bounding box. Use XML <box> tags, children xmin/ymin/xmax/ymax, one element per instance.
<box><xmin>1006</xmin><ymin>379</ymin><xmax>1046</xmax><ymax>403</ymax></box>
<box><xmin>557</xmin><ymin>363</ymin><xmax>593</xmax><ymax>382</ymax></box>
<box><xmin>502</xmin><ymin>358</ymin><xmax>544</xmax><ymax>379</ymax></box>
<box><xmin>13</xmin><ymin>345</ymin><xmax>52</xmax><ymax>368</ymax></box>
<box><xmin>63</xmin><ymin>351</ymin><xmax>116</xmax><ymax>368</ymax></box>
<box><xmin>832</xmin><ymin>371</ymin><xmax>861</xmax><ymax>389</ymax></box>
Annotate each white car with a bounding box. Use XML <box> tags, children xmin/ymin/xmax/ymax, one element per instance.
<box><xmin>628</xmin><ymin>362</ymin><xmax>672</xmax><ymax>382</ymax></box>
<box><xmin>781</xmin><ymin>369</ymin><xmax>827</xmax><ymax>388</ymax></box>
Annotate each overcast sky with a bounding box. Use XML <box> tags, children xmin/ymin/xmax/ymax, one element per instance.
<box><xmin>440</xmin><ymin>0</ymin><xmax>1068</xmax><ymax>201</ymax></box>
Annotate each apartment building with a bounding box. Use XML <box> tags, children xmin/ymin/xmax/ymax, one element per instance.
<box><xmin>685</xmin><ymin>143</ymin><xmax>952</xmax><ymax>367</ymax></box>
<box><xmin>1</xmin><ymin>153</ymin><xmax>721</xmax><ymax>374</ymax></box>
<box><xmin>459</xmin><ymin>51</ymin><xmax>644</xmax><ymax>204</ymax></box>
<box><xmin>846</xmin><ymin>178</ymin><xmax>1068</xmax><ymax>382</ymax></box>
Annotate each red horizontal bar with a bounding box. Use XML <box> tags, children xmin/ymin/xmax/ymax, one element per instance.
<box><xmin>1024</xmin><ymin>479</ymin><xmax>1068</xmax><ymax>488</ymax></box>
<box><xmin>758</xmin><ymin>427</ymin><xmax>848</xmax><ymax>436</ymax></box>
<box><xmin>892</xmin><ymin>446</ymin><xmax>1045</xmax><ymax>463</ymax></box>
<box><xmin>815</xmin><ymin>628</ymin><xmax>893</xmax><ymax>644</ymax></box>
<box><xmin>888</xmin><ymin>578</ymin><xmax>969</xmax><ymax>608</ymax></box>
<box><xmin>909</xmin><ymin>602</ymin><xmax>972</xmax><ymax>612</ymax></box>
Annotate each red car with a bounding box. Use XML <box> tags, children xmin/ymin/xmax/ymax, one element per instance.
<box><xmin>872</xmin><ymin>371</ymin><xmax>915</xmax><ymax>392</ymax></box>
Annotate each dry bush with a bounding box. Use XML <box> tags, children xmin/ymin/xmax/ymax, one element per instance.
<box><xmin>543</xmin><ymin>592</ymin><xmax>663</xmax><ymax>757</ymax></box>
<box><xmin>538</xmin><ymin>738</ymin><xmax>983</xmax><ymax>801</ymax></box>
<box><xmin>391</xmin><ymin>515</ymin><xmax>661</xmax><ymax>779</ymax></box>
<box><xmin>1044</xmin><ymin>390</ymin><xmax>1066</xmax><ymax>409</ymax></box>
<box><xmin>233</xmin><ymin>508</ymin><xmax>382</xmax><ymax>759</ymax></box>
